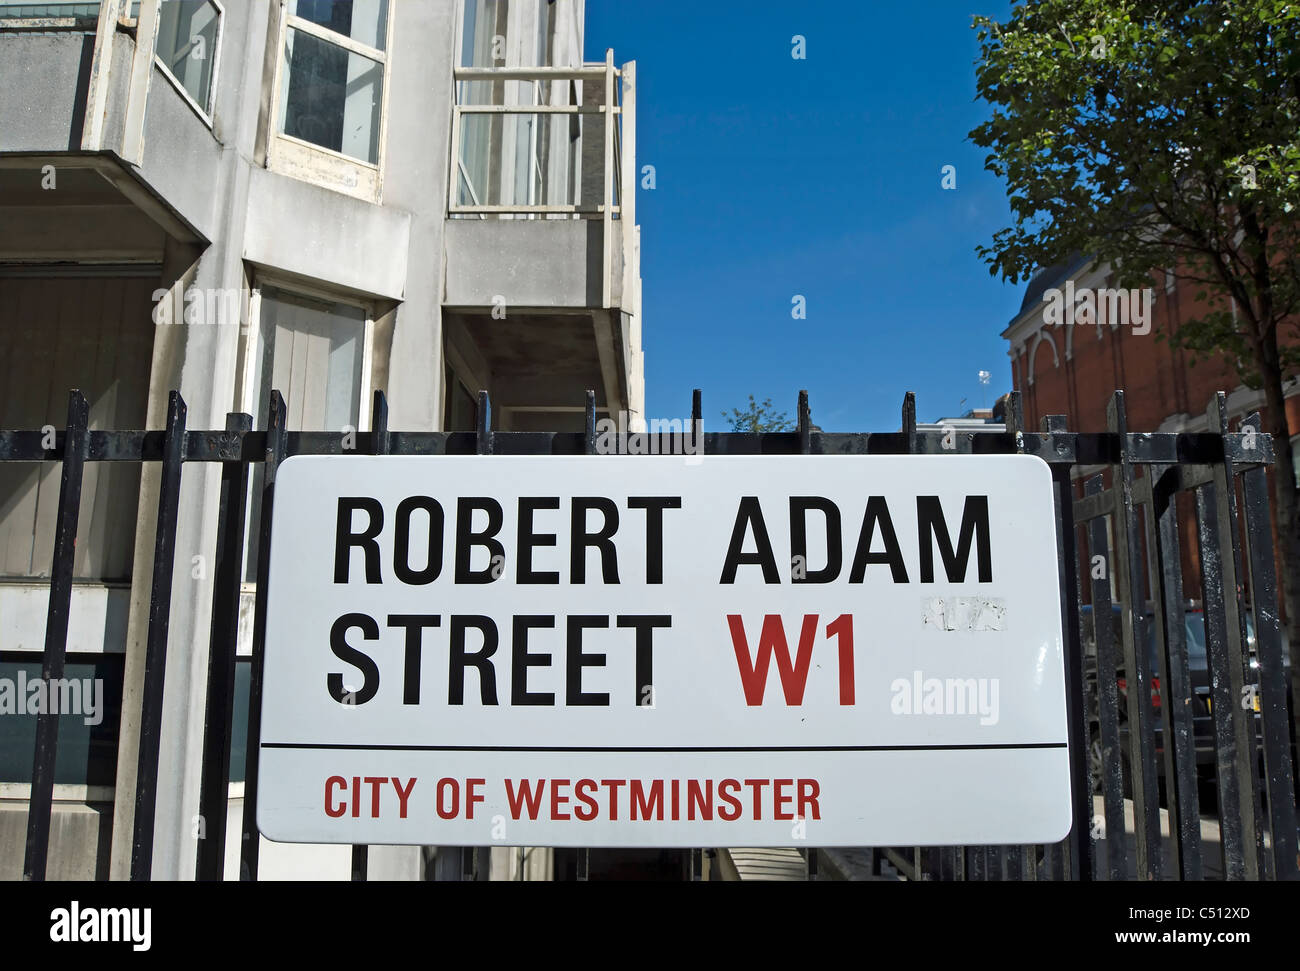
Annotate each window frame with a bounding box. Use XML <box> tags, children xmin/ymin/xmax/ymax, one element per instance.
<box><xmin>0</xmin><ymin>649</ymin><xmax>126</xmax><ymax>794</ymax></box>
<box><xmin>238</xmin><ymin>274</ymin><xmax>377</xmax><ymax>434</ymax></box>
<box><xmin>236</xmin><ymin>275</ymin><xmax>376</xmax><ymax>587</ymax></box>
<box><xmin>151</xmin><ymin>0</ymin><xmax>224</xmax><ymax>127</ymax></box>
<box><xmin>266</xmin><ymin>0</ymin><xmax>394</xmax><ymax>202</ymax></box>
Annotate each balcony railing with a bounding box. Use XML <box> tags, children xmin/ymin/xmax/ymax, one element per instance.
<box><xmin>450</xmin><ymin>51</ymin><xmax>632</xmax><ymax>221</ymax></box>
<box><xmin>0</xmin><ymin>1</ymin><xmax>132</xmax><ymax>31</ymax></box>
<box><xmin>449</xmin><ymin>50</ymin><xmax>637</xmax><ymax>311</ymax></box>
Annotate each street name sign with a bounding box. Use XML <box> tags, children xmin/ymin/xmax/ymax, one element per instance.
<box><xmin>256</xmin><ymin>454</ymin><xmax>1071</xmax><ymax>847</ymax></box>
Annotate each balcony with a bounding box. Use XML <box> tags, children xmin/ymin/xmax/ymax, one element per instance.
<box><xmin>442</xmin><ymin>53</ymin><xmax>644</xmax><ymax>432</ymax></box>
<box><xmin>0</xmin><ymin>1</ymin><xmax>211</xmax><ymax>260</ymax></box>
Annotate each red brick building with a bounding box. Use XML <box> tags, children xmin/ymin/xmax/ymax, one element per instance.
<box><xmin>1002</xmin><ymin>255</ymin><xmax>1300</xmax><ymax>610</ymax></box>
<box><xmin>1004</xmin><ymin>255</ymin><xmax>1300</xmax><ymax>442</ymax></box>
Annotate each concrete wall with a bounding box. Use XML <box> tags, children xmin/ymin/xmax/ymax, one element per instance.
<box><xmin>109</xmin><ymin>0</ymin><xmax>460</xmax><ymax>881</ymax></box>
<box><xmin>1</xmin><ymin>0</ymin><xmax>636</xmax><ymax>882</ymax></box>
<box><xmin>444</xmin><ymin>219</ymin><xmax>614</xmax><ymax>309</ymax></box>
<box><xmin>0</xmin><ymin>33</ymin><xmax>95</xmax><ymax>151</ymax></box>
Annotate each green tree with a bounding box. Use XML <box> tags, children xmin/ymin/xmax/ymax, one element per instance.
<box><xmin>970</xmin><ymin>0</ymin><xmax>1300</xmax><ymax>717</ymax></box>
<box><xmin>723</xmin><ymin>395</ymin><xmax>795</xmax><ymax>433</ymax></box>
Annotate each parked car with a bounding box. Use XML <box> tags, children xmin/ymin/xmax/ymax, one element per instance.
<box><xmin>1077</xmin><ymin>602</ymin><xmax>1294</xmax><ymax>797</ymax></box>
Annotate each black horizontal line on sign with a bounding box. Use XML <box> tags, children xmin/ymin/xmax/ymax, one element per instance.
<box><xmin>260</xmin><ymin>742</ymin><xmax>1068</xmax><ymax>753</ymax></box>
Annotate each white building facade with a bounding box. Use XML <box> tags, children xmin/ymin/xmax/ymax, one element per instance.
<box><xmin>0</xmin><ymin>0</ymin><xmax>643</xmax><ymax>880</ymax></box>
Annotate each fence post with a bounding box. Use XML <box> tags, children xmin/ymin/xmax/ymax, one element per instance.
<box><xmin>195</xmin><ymin>412</ymin><xmax>253</xmax><ymax>881</ymax></box>
<box><xmin>1195</xmin><ymin>480</ymin><xmax>1252</xmax><ymax>879</ymax></box>
<box><xmin>1084</xmin><ymin>475</ymin><xmax>1127</xmax><ymax>881</ymax></box>
<box><xmin>240</xmin><ymin>391</ymin><xmax>288</xmax><ymax>880</ymax></box>
<box><xmin>1237</xmin><ymin>417</ymin><xmax>1299</xmax><ymax>880</ymax></box>
<box><xmin>22</xmin><ymin>390</ymin><xmax>89</xmax><ymax>881</ymax></box>
<box><xmin>578</xmin><ymin>389</ymin><xmax>596</xmax><ymax>885</ymax></box>
<box><xmin>1043</xmin><ymin>412</ymin><xmax>1092</xmax><ymax>881</ymax></box>
<box><xmin>350</xmin><ymin>390</ymin><xmax>391</xmax><ymax>883</ymax></box>
<box><xmin>901</xmin><ymin>392</ymin><xmax>916</xmax><ymax>455</ymax></box>
<box><xmin>457</xmin><ymin>391</ymin><xmax>492</xmax><ymax>882</ymax></box>
<box><xmin>129</xmin><ymin>391</ymin><xmax>188</xmax><ymax>880</ymax></box>
<box><xmin>1106</xmin><ymin>392</ymin><xmax>1161</xmax><ymax>880</ymax></box>
<box><xmin>1006</xmin><ymin>391</ymin><xmax>1039</xmax><ymax>882</ymax></box>
<box><xmin>1205</xmin><ymin>393</ymin><xmax>1264</xmax><ymax>878</ymax></box>
<box><xmin>1145</xmin><ymin>465</ymin><xmax>1202</xmax><ymax>878</ymax></box>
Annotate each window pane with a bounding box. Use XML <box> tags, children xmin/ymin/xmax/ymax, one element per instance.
<box><xmin>289</xmin><ymin>0</ymin><xmax>387</xmax><ymax>50</ymax></box>
<box><xmin>458</xmin><ymin>113</ymin><xmax>569</xmax><ymax>208</ymax></box>
<box><xmin>0</xmin><ymin>658</ymin><xmax>124</xmax><ymax>787</ymax></box>
<box><xmin>280</xmin><ymin>27</ymin><xmax>383</xmax><ymax>163</ymax></box>
<box><xmin>156</xmin><ymin>0</ymin><xmax>219</xmax><ymax>113</ymax></box>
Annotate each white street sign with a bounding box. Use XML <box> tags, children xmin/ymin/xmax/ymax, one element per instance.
<box><xmin>256</xmin><ymin>454</ymin><xmax>1071</xmax><ymax>847</ymax></box>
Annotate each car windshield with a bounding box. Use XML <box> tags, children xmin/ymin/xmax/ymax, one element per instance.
<box><xmin>1142</xmin><ymin>609</ymin><xmax>1263</xmax><ymax>668</ymax></box>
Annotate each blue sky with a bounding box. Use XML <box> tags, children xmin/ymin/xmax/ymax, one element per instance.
<box><xmin>585</xmin><ymin>0</ymin><xmax>1023</xmax><ymax>430</ymax></box>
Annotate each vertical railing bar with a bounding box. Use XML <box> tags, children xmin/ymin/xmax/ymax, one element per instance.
<box><xmin>901</xmin><ymin>391</ymin><xmax>916</xmax><ymax>455</ymax></box>
<box><xmin>585</xmin><ymin>389</ymin><xmax>595</xmax><ymax>454</ymax></box>
<box><xmin>799</xmin><ymin>385</ymin><xmax>812</xmax><ymax>890</ymax></box>
<box><xmin>130</xmin><ymin>391</ymin><xmax>187</xmax><ymax>880</ymax></box>
<box><xmin>798</xmin><ymin>389</ymin><xmax>810</xmax><ymax>456</ymax></box>
<box><xmin>901</xmin><ymin>393</ymin><xmax>923</xmax><ymax>877</ymax></box>
<box><xmin>22</xmin><ymin>390</ymin><xmax>89</xmax><ymax>882</ymax></box>
<box><xmin>1021</xmin><ymin>845</ymin><xmax>1036</xmax><ymax>882</ymax></box>
<box><xmin>1133</xmin><ymin>477</ymin><xmax>1177</xmax><ymax>868</ymax></box>
<box><xmin>578</xmin><ymin>389</ymin><xmax>596</xmax><ymax>882</ymax></box>
<box><xmin>1195</xmin><ymin>481</ymin><xmax>1249</xmax><ymax>879</ymax></box>
<box><xmin>1084</xmin><ymin>476</ymin><xmax>1127</xmax><ymax>881</ymax></box>
<box><xmin>1009</xmin><ymin>392</ymin><xmax>1035</xmax><ymax>880</ymax></box>
<box><xmin>949</xmin><ymin>846</ymin><xmax>961</xmax><ymax>881</ymax></box>
<box><xmin>584</xmin><ymin>389</ymin><xmax>596</xmax><ymax>455</ymax></box>
<box><xmin>601</xmin><ymin>48</ymin><xmax>614</xmax><ymax>309</ymax></box>
<box><xmin>1005</xmin><ymin>389</ymin><xmax>1025</xmax><ymax>444</ymax></box>
<box><xmin>350</xmin><ymin>390</ymin><xmax>389</xmax><ymax>883</ymax></box>
<box><xmin>1041</xmin><ymin>842</ymin><xmax>1060</xmax><ymax>881</ymax></box>
<box><xmin>1207</xmin><ymin>393</ymin><xmax>1263</xmax><ymax>878</ymax></box>
<box><xmin>447</xmin><ymin>93</ymin><xmax>462</xmax><ymax>215</ymax></box>
<box><xmin>1147</xmin><ymin>465</ymin><xmax>1202</xmax><ymax>878</ymax></box>
<box><xmin>477</xmin><ymin>390</ymin><xmax>491</xmax><ymax>456</ymax></box>
<box><xmin>1239</xmin><ymin>454</ymin><xmax>1299</xmax><ymax>880</ymax></box>
<box><xmin>1003</xmin><ymin>844</ymin><xmax>1020</xmax><ymax>881</ymax></box>
<box><xmin>1043</xmin><ymin>413</ymin><xmax>1092</xmax><ymax>881</ymax></box>
<box><xmin>691</xmin><ymin>389</ymin><xmax>703</xmax><ymax>461</ymax></box>
<box><xmin>239</xmin><ymin>390</ymin><xmax>288</xmax><ymax>880</ymax></box>
<box><xmin>195</xmin><ymin>412</ymin><xmax>253</xmax><ymax>881</ymax></box>
<box><xmin>1106</xmin><ymin>392</ymin><xmax>1162</xmax><ymax>880</ymax></box>
<box><xmin>454</xmin><ymin>390</ymin><xmax>492</xmax><ymax>882</ymax></box>
<box><xmin>801</xmin><ymin>413</ymin><xmax>813</xmax><ymax>877</ymax></box>
<box><xmin>371</xmin><ymin>388</ymin><xmax>390</xmax><ymax>458</ymax></box>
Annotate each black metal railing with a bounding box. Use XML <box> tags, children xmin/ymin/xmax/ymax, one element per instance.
<box><xmin>4</xmin><ymin>385</ymin><xmax>1296</xmax><ymax>881</ymax></box>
